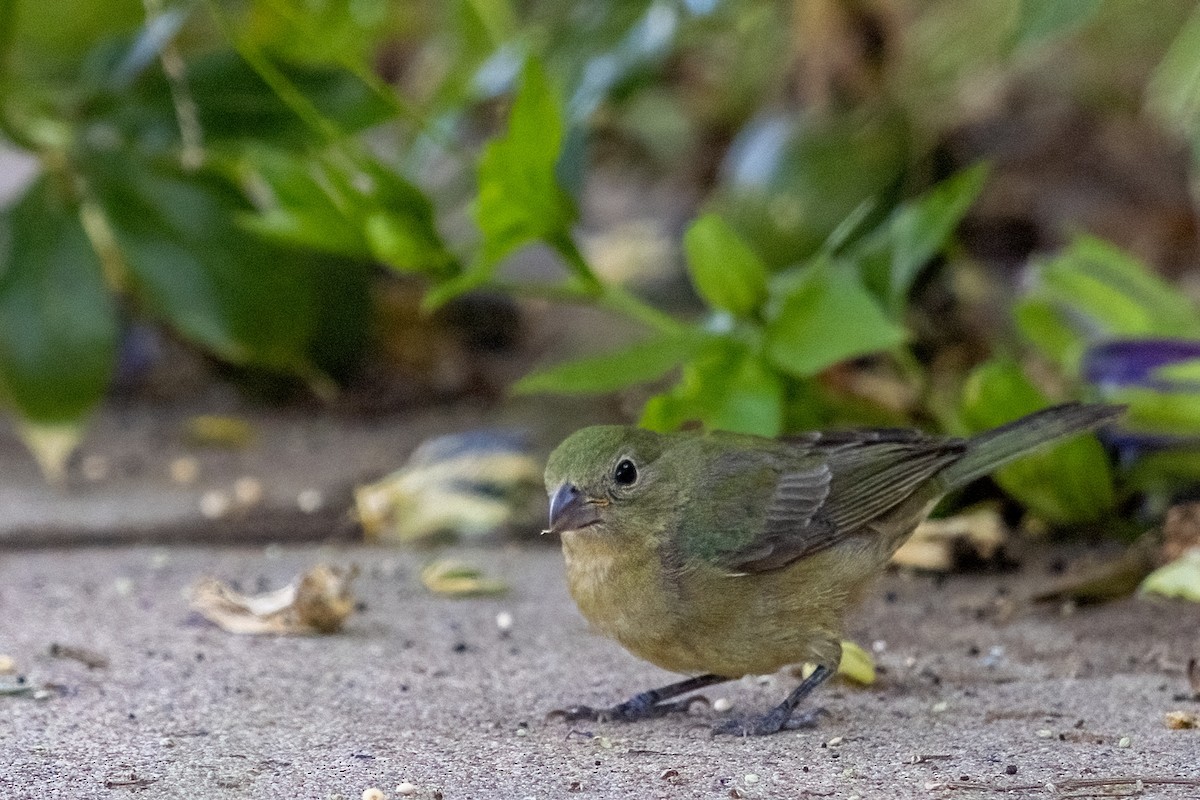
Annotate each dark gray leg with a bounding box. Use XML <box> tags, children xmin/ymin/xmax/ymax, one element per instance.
<box><xmin>712</xmin><ymin>665</ymin><xmax>833</xmax><ymax>736</ymax></box>
<box><xmin>550</xmin><ymin>673</ymin><xmax>729</xmax><ymax>723</ymax></box>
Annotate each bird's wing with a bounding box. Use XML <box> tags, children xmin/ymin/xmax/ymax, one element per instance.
<box><xmin>699</xmin><ymin>430</ymin><xmax>966</xmax><ymax>574</ymax></box>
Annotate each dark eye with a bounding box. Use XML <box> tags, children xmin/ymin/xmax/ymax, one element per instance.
<box><xmin>613</xmin><ymin>459</ymin><xmax>638</xmax><ymax>486</ymax></box>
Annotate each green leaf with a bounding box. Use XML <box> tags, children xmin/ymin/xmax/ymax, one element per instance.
<box><xmin>0</xmin><ymin>177</ymin><xmax>118</xmax><ymax>424</ymax></box>
<box><xmin>640</xmin><ymin>340</ymin><xmax>784</xmax><ymax>437</ymax></box>
<box><xmin>473</xmin><ymin>58</ymin><xmax>576</xmax><ymax>269</ymax></box>
<box><xmin>683</xmin><ymin>214</ymin><xmax>768</xmax><ymax>317</ymax></box>
<box><xmin>766</xmin><ymin>260</ymin><xmax>906</xmax><ymax>377</ymax></box>
<box><xmin>1148</xmin><ymin>4</ymin><xmax>1200</xmax><ymax>144</ymax></box>
<box><xmin>91</xmin><ymin>49</ymin><xmax>392</xmax><ymax>152</ymax></box>
<box><xmin>85</xmin><ymin>150</ymin><xmax>326</xmax><ymax>375</ymax></box>
<box><xmin>512</xmin><ymin>333</ymin><xmax>703</xmax><ymax>395</ymax></box>
<box><xmin>858</xmin><ymin>164</ymin><xmax>989</xmax><ymax>313</ymax></box>
<box><xmin>958</xmin><ymin>359</ymin><xmax>1115</xmax><ymax>523</ymax></box>
<box><xmin>1017</xmin><ymin>236</ymin><xmax>1200</xmax><ymax>369</ymax></box>
<box><xmin>1012</xmin><ymin>0</ymin><xmax>1102</xmax><ymax>50</ymax></box>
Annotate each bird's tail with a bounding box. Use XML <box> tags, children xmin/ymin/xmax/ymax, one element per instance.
<box><xmin>937</xmin><ymin>403</ymin><xmax>1124</xmax><ymax>493</ymax></box>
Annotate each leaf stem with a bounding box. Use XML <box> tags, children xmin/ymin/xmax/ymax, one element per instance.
<box><xmin>204</xmin><ymin>0</ymin><xmax>343</xmax><ymax>145</ymax></box>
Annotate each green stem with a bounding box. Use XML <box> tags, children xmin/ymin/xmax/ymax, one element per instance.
<box><xmin>205</xmin><ymin>0</ymin><xmax>342</xmax><ymax>145</ymax></box>
<box><xmin>597</xmin><ymin>284</ymin><xmax>686</xmax><ymax>336</ymax></box>
<box><xmin>254</xmin><ymin>0</ymin><xmax>466</xmax><ymax>157</ymax></box>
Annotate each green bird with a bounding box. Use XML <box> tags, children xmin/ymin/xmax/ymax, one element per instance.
<box><xmin>543</xmin><ymin>403</ymin><xmax>1122</xmax><ymax>736</ymax></box>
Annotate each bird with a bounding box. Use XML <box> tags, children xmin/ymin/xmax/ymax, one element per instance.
<box><xmin>542</xmin><ymin>402</ymin><xmax>1123</xmax><ymax>736</ymax></box>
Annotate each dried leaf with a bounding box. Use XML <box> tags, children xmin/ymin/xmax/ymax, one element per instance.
<box><xmin>17</xmin><ymin>421</ymin><xmax>83</xmax><ymax>486</ymax></box>
<box><xmin>356</xmin><ymin>431</ymin><xmax>540</xmax><ymax>543</ymax></box>
<box><xmin>1163</xmin><ymin>503</ymin><xmax>1200</xmax><ymax>563</ymax></box>
<box><xmin>1188</xmin><ymin>657</ymin><xmax>1200</xmax><ymax>695</ymax></box>
<box><xmin>891</xmin><ymin>510</ymin><xmax>1008</xmax><ymax>572</ymax></box>
<box><xmin>1164</xmin><ymin>710</ymin><xmax>1198</xmax><ymax>729</ymax></box>
<box><xmin>420</xmin><ymin>559</ymin><xmax>508</xmax><ymax>597</ymax></box>
<box><xmin>189</xmin><ymin>564</ymin><xmax>358</xmax><ymax>634</ymax></box>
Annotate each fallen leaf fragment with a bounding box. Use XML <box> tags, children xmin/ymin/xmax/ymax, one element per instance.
<box><xmin>795</xmin><ymin>640</ymin><xmax>875</xmax><ymax>686</ymax></box>
<box><xmin>1140</xmin><ymin>548</ymin><xmax>1200</xmax><ymax>602</ymax></box>
<box><xmin>184</xmin><ymin>415</ymin><xmax>256</xmax><ymax>448</ymax></box>
<box><xmin>891</xmin><ymin>510</ymin><xmax>1008</xmax><ymax>572</ymax></box>
<box><xmin>420</xmin><ymin>559</ymin><xmax>508</xmax><ymax>597</ymax></box>
<box><xmin>1164</xmin><ymin>710</ymin><xmax>1198</xmax><ymax>729</ymax></box>
<box><xmin>189</xmin><ymin>564</ymin><xmax>358</xmax><ymax>634</ymax></box>
<box><xmin>356</xmin><ymin>430</ymin><xmax>541</xmax><ymax>543</ymax></box>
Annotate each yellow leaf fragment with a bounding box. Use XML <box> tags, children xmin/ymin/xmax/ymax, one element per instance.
<box><xmin>184</xmin><ymin>415</ymin><xmax>256</xmax><ymax>448</ymax></box>
<box><xmin>17</xmin><ymin>420</ymin><xmax>83</xmax><ymax>485</ymax></box>
<box><xmin>189</xmin><ymin>563</ymin><xmax>358</xmax><ymax>635</ymax></box>
<box><xmin>1140</xmin><ymin>548</ymin><xmax>1200</xmax><ymax>602</ymax></box>
<box><xmin>420</xmin><ymin>559</ymin><xmax>508</xmax><ymax>597</ymax></box>
<box><xmin>798</xmin><ymin>640</ymin><xmax>875</xmax><ymax>686</ymax></box>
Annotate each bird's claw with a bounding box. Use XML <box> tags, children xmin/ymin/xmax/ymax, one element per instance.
<box><xmin>547</xmin><ymin>695</ymin><xmax>710</xmax><ymax>724</ymax></box>
<box><xmin>711</xmin><ymin>706</ymin><xmax>827</xmax><ymax>737</ymax></box>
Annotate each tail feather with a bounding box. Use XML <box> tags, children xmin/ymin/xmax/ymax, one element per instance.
<box><xmin>937</xmin><ymin>403</ymin><xmax>1124</xmax><ymax>492</ymax></box>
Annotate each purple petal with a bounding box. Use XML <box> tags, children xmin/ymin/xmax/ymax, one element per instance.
<box><xmin>1081</xmin><ymin>339</ymin><xmax>1200</xmax><ymax>391</ymax></box>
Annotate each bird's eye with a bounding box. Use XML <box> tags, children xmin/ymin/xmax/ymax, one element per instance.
<box><xmin>613</xmin><ymin>459</ymin><xmax>638</xmax><ymax>486</ymax></box>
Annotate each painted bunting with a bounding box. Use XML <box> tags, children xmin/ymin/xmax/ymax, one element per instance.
<box><xmin>543</xmin><ymin>403</ymin><xmax>1122</xmax><ymax>736</ymax></box>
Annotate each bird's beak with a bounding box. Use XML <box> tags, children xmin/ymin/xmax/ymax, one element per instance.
<box><xmin>546</xmin><ymin>482</ymin><xmax>602</xmax><ymax>535</ymax></box>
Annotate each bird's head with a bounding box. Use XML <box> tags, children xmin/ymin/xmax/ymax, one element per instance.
<box><xmin>543</xmin><ymin>425</ymin><xmax>669</xmax><ymax>537</ymax></box>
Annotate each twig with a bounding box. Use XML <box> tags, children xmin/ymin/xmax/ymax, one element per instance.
<box><xmin>928</xmin><ymin>776</ymin><xmax>1200</xmax><ymax>793</ymax></box>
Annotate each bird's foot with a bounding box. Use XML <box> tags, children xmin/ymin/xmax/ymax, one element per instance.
<box><xmin>548</xmin><ymin>695</ymin><xmax>710</xmax><ymax>724</ymax></box>
<box><xmin>711</xmin><ymin>706</ymin><xmax>827</xmax><ymax>737</ymax></box>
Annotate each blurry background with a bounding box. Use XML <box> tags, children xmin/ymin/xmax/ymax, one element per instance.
<box><xmin>3</xmin><ymin>0</ymin><xmax>1200</xmax><ymax>554</ymax></box>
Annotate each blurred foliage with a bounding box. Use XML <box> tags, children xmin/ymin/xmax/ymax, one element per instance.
<box><xmin>0</xmin><ymin>0</ymin><xmax>1199</xmax><ymax>529</ymax></box>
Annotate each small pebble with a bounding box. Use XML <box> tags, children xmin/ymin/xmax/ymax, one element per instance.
<box><xmin>0</xmin><ymin>655</ymin><xmax>16</xmax><ymax>674</ymax></box>
<box><xmin>233</xmin><ymin>476</ymin><xmax>264</xmax><ymax>507</ymax></box>
<box><xmin>394</xmin><ymin>784</ymin><xmax>417</xmax><ymax>796</ymax></box>
<box><xmin>160</xmin><ymin>737</ymin><xmax>174</xmax><ymax>748</ymax></box>
<box><xmin>744</xmin><ymin>773</ymin><xmax>759</xmax><ymax>784</ymax></box>
<box><xmin>871</xmin><ymin>640</ymin><xmax>887</xmax><ymax>654</ymax></box>
<box><xmin>169</xmin><ymin>456</ymin><xmax>200</xmax><ymax>485</ymax></box>
<box><xmin>660</xmin><ymin>769</ymin><xmax>679</xmax><ymax>781</ymax></box>
<box><xmin>1005</xmin><ymin>764</ymin><xmax>1018</xmax><ymax>775</ymax></box>
<box><xmin>199</xmin><ymin>490</ymin><xmax>232</xmax><ymax>519</ymax></box>
<box><xmin>515</xmin><ymin>727</ymin><xmax>528</xmax><ymax>737</ymax></box>
<box><xmin>297</xmin><ymin>488</ymin><xmax>324</xmax><ymax>514</ymax></box>
<box><xmin>826</xmin><ymin>736</ymin><xmax>844</xmax><ymax>747</ymax></box>
<box><xmin>362</xmin><ymin>788</ymin><xmax>385</xmax><ymax>800</ymax></box>
<box><xmin>32</xmin><ymin>689</ymin><xmax>52</xmax><ymax>701</ymax></box>
<box><xmin>496</xmin><ymin>611</ymin><xmax>514</xmax><ymax>634</ymax></box>
<box><xmin>113</xmin><ymin>577</ymin><xmax>134</xmax><ymax>596</ymax></box>
<box><xmin>1118</xmin><ymin>736</ymin><xmax>1131</xmax><ymax>748</ymax></box>
<box><xmin>1036</xmin><ymin>729</ymin><xmax>1053</xmax><ymax>739</ymax></box>
<box><xmin>931</xmin><ymin>701</ymin><xmax>949</xmax><ymax>713</ymax></box>
<box><xmin>713</xmin><ymin>697</ymin><xmax>733</xmax><ymax>713</ymax></box>
<box><xmin>81</xmin><ymin>454</ymin><xmax>110</xmax><ymax>482</ymax></box>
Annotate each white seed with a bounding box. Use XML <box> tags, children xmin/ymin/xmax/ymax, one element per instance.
<box><xmin>826</xmin><ymin>736</ymin><xmax>844</xmax><ymax>746</ymax></box>
<box><xmin>169</xmin><ymin>456</ymin><xmax>200</xmax><ymax>485</ymax></box>
<box><xmin>1036</xmin><ymin>729</ymin><xmax>1053</xmax><ymax>739</ymax></box>
<box><xmin>744</xmin><ymin>774</ymin><xmax>759</xmax><ymax>784</ymax></box>
<box><xmin>233</xmin><ymin>476</ymin><xmax>264</xmax><ymax>507</ymax></box>
<box><xmin>394</xmin><ymin>784</ymin><xmax>417</xmax><ymax>796</ymax></box>
<box><xmin>1118</xmin><ymin>736</ymin><xmax>1131</xmax><ymax>748</ymax></box>
<box><xmin>931</xmin><ymin>701</ymin><xmax>948</xmax><ymax>713</ymax></box>
<box><xmin>362</xmin><ymin>788</ymin><xmax>386</xmax><ymax>800</ymax></box>
<box><xmin>713</xmin><ymin>697</ymin><xmax>733</xmax><ymax>713</ymax></box>
<box><xmin>199</xmin><ymin>490</ymin><xmax>231</xmax><ymax>519</ymax></box>
<box><xmin>871</xmin><ymin>640</ymin><xmax>887</xmax><ymax>654</ymax></box>
<box><xmin>496</xmin><ymin>611</ymin><xmax>514</xmax><ymax>634</ymax></box>
<box><xmin>297</xmin><ymin>488</ymin><xmax>324</xmax><ymax>513</ymax></box>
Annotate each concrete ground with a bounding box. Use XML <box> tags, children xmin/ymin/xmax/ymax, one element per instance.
<box><xmin>3</xmin><ymin>543</ymin><xmax>1199</xmax><ymax>799</ymax></box>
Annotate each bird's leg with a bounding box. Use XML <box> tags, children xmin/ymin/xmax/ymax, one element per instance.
<box><xmin>550</xmin><ymin>673</ymin><xmax>729</xmax><ymax>723</ymax></box>
<box><xmin>712</xmin><ymin>664</ymin><xmax>833</xmax><ymax>736</ymax></box>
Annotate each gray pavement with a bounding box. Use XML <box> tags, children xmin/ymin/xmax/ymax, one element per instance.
<box><xmin>3</xmin><ymin>544</ymin><xmax>1199</xmax><ymax>799</ymax></box>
